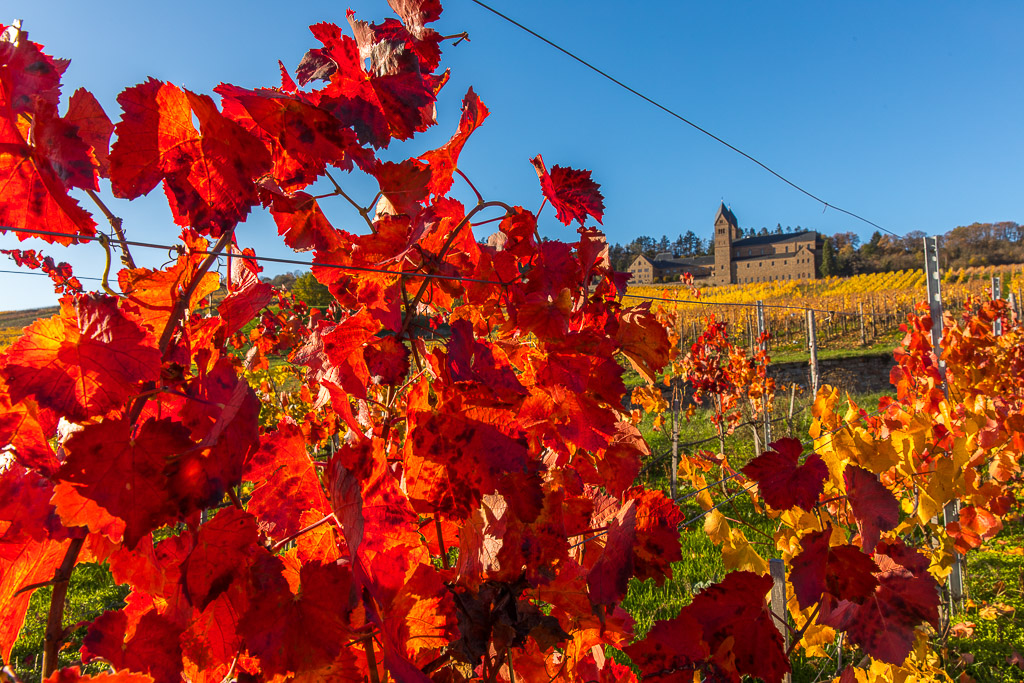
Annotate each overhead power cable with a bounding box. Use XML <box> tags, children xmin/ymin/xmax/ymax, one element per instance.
<box><xmin>2</xmin><ymin>227</ymin><xmax>519</xmax><ymax>287</ymax></box>
<box><xmin>0</xmin><ymin>268</ymin><xmax>103</xmax><ymax>282</ymax></box>
<box><xmin>6</xmin><ymin>226</ymin><xmax>841</xmax><ymax>315</ymax></box>
<box><xmin>467</xmin><ymin>0</ymin><xmax>900</xmax><ymax>238</ymax></box>
<box><xmin>620</xmin><ymin>291</ymin><xmax>833</xmax><ymax>314</ymax></box>
<box><xmin>678</xmin><ymin>481</ymin><xmax>760</xmax><ymax>528</ymax></box>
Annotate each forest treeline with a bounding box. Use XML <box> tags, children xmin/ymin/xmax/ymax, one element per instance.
<box><xmin>605</xmin><ymin>221</ymin><xmax>1024</xmax><ymax>276</ymax></box>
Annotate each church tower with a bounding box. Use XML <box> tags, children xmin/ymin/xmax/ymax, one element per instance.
<box><xmin>713</xmin><ymin>202</ymin><xmax>739</xmax><ymax>285</ymax></box>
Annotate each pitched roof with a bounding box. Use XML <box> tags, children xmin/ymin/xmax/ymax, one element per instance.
<box><xmin>715</xmin><ymin>202</ymin><xmax>737</xmax><ymax>226</ymax></box>
<box><xmin>733</xmin><ymin>230</ymin><xmax>818</xmax><ymax>247</ymax></box>
<box><xmin>650</xmin><ymin>255</ymin><xmax>714</xmax><ymax>269</ymax></box>
<box><xmin>734</xmin><ymin>251</ymin><xmax>810</xmax><ymax>263</ymax></box>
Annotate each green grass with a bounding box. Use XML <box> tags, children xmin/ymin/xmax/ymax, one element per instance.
<box><xmin>768</xmin><ymin>341</ymin><xmax>900</xmax><ymax>364</ymax></box>
<box><xmin>8</xmin><ymin>563</ymin><xmax>129</xmax><ymax>681</ymax></box>
<box><xmin>946</xmin><ymin>519</ymin><xmax>1024</xmax><ymax>682</ymax></box>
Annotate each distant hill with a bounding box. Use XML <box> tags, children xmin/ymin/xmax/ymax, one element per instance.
<box><xmin>0</xmin><ymin>306</ymin><xmax>60</xmax><ymax>331</ymax></box>
<box><xmin>0</xmin><ymin>306</ymin><xmax>59</xmax><ymax>350</ymax></box>
<box><xmin>0</xmin><ymin>288</ymin><xmax>234</xmax><ymax>350</ymax></box>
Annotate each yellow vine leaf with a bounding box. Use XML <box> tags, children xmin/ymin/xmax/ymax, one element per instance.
<box><xmin>703</xmin><ymin>510</ymin><xmax>769</xmax><ymax>575</ymax></box>
<box><xmin>917</xmin><ymin>458</ymin><xmax>957</xmax><ymax>525</ymax></box>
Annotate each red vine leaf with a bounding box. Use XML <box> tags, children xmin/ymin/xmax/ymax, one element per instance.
<box><xmin>386</xmin><ymin>0</ymin><xmax>443</xmax><ymax>37</ymax></box>
<box><xmin>688</xmin><ymin>571</ymin><xmax>790</xmax><ymax>682</ymax></box>
<box><xmin>244</xmin><ymin>421</ymin><xmax>332</xmax><ymax>541</ymax></box>
<box><xmin>530</xmin><ymin>154</ymin><xmax>604</xmax><ymax>226</ymax></box>
<box><xmin>742</xmin><ymin>437</ymin><xmax>827</xmax><ymax>511</ymax></box>
<box><xmin>789</xmin><ymin>526</ymin><xmax>878</xmax><ymax>610</ymax></box>
<box><xmin>216</xmin><ymin>84</ymin><xmax>365</xmax><ymax>191</ymax></box>
<box><xmin>0</xmin><ymin>295</ymin><xmax>160</xmax><ymax>422</ymax></box>
<box><xmin>820</xmin><ymin>539</ymin><xmax>940</xmax><ymax>664</ymax></box>
<box><xmin>258</xmin><ymin>180</ymin><xmax>346</xmax><ymax>253</ymax></box>
<box><xmin>616</xmin><ymin>302</ymin><xmax>671</xmax><ymax>384</ymax></box>
<box><xmin>0</xmin><ymin>31</ymin><xmax>67</xmax><ymax>116</ymax></box>
<box><xmin>57</xmin><ymin>416</ymin><xmax>194</xmax><ymax>547</ymax></box>
<box><xmin>109</xmin><ymin>78</ymin><xmax>271</xmax><ymax>235</ymax></box>
<box><xmin>419</xmin><ymin>87</ymin><xmax>488</xmax><ymax>197</ymax></box>
<box><xmin>0</xmin><ymin>381</ymin><xmax>58</xmax><ymax>474</ymax></box>
<box><xmin>34</xmin><ymin>101</ymin><xmax>100</xmax><ymax>191</ymax></box>
<box><xmin>119</xmin><ymin>231</ymin><xmax>221</xmax><ymax>335</ymax></box>
<box><xmin>182</xmin><ymin>508</ymin><xmax>259</xmax><ymax>610</ymax></box>
<box><xmin>623</xmin><ymin>608</ymin><xmax>707</xmax><ymax>680</ymax></box>
<box><xmin>82</xmin><ymin>609</ymin><xmax>184</xmax><ymax>683</ymax></box>
<box><xmin>301</xmin><ymin>22</ymin><xmax>438</xmax><ymax>148</ymax></box>
<box><xmin>240</xmin><ymin>559</ymin><xmax>356</xmax><ymax>676</ymax></box>
<box><xmin>0</xmin><ymin>120</ymin><xmax>97</xmax><ymax>244</ymax></box>
<box><xmin>369</xmin><ymin>158</ymin><xmax>431</xmax><ymax>217</ymax></box>
<box><xmin>0</xmin><ymin>537</ymin><xmax>71</xmax><ymax>663</ymax></box>
<box><xmin>843</xmin><ymin>464</ymin><xmax>899</xmax><ymax>552</ymax></box>
<box><xmin>947</xmin><ymin>505</ymin><xmax>1002</xmax><ymax>554</ymax></box>
<box><xmin>64</xmin><ymin>87</ymin><xmax>114</xmax><ymax>176</ymax></box>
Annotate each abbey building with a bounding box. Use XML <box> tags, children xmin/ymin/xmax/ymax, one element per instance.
<box><xmin>627</xmin><ymin>203</ymin><xmax>822</xmax><ymax>285</ymax></box>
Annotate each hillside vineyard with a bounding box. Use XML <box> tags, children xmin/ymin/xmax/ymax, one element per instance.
<box><xmin>1</xmin><ymin>2</ymin><xmax>1021</xmax><ymax>683</ymax></box>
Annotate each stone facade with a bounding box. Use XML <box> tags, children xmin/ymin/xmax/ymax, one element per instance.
<box><xmin>626</xmin><ymin>252</ymin><xmax>713</xmax><ymax>285</ymax></box>
<box><xmin>710</xmin><ymin>203</ymin><xmax>822</xmax><ymax>285</ymax></box>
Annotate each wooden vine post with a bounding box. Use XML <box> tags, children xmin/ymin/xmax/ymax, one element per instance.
<box><xmin>806</xmin><ymin>309</ymin><xmax>819</xmax><ymax>396</ymax></box>
<box><xmin>870</xmin><ymin>297</ymin><xmax>877</xmax><ymax>339</ymax></box>
<box><xmin>858</xmin><ymin>302</ymin><xmax>867</xmax><ymax>346</ymax></box>
<box><xmin>992</xmin><ymin>274</ymin><xmax>1002</xmax><ymax>337</ymax></box>
<box><xmin>756</xmin><ymin>301</ymin><xmax>771</xmax><ymax>445</ymax></box>
<box><xmin>670</xmin><ymin>354</ymin><xmax>680</xmax><ymax>500</ymax></box>
<box><xmin>768</xmin><ymin>558</ymin><xmax>792</xmax><ymax>683</ymax></box>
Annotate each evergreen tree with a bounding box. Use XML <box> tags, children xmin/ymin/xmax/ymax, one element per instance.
<box><xmin>820</xmin><ymin>239</ymin><xmax>838</xmax><ymax>277</ymax></box>
<box><xmin>681</xmin><ymin>230</ymin><xmax>700</xmax><ymax>255</ymax></box>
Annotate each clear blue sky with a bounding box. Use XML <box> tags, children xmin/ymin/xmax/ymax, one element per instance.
<box><xmin>3</xmin><ymin>1</ymin><xmax>1023</xmax><ymax>309</ymax></box>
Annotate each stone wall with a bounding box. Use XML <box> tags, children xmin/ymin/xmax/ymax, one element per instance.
<box><xmin>767</xmin><ymin>352</ymin><xmax>895</xmax><ymax>395</ymax></box>
<box><xmin>730</xmin><ymin>253</ymin><xmax>816</xmax><ymax>284</ymax></box>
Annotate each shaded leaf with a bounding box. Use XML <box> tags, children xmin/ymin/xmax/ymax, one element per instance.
<box><xmin>844</xmin><ymin>464</ymin><xmax>899</xmax><ymax>552</ymax></box>
<box><xmin>789</xmin><ymin>526</ymin><xmax>878</xmax><ymax>610</ymax></box>
<box><xmin>742</xmin><ymin>437</ymin><xmax>827</xmax><ymax>511</ymax></box>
